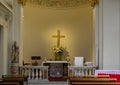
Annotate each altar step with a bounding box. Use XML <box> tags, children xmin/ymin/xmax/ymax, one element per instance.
<box><xmin>28</xmin><ymin>81</ymin><xmax>68</xmax><ymax>85</ymax></box>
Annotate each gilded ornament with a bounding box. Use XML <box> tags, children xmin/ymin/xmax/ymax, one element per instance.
<box><xmin>25</xmin><ymin>0</ymin><xmax>98</xmax><ymax>8</ymax></box>
<box><xmin>18</xmin><ymin>0</ymin><xmax>27</xmax><ymax>6</ymax></box>
<box><xmin>89</xmin><ymin>0</ymin><xmax>98</xmax><ymax>8</ymax></box>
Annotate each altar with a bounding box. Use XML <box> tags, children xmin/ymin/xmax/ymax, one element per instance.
<box><xmin>42</xmin><ymin>61</ymin><xmax>71</xmax><ymax>81</ymax></box>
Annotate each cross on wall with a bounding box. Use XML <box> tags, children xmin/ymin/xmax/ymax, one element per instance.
<box><xmin>52</xmin><ymin>30</ymin><xmax>65</xmax><ymax>47</ymax></box>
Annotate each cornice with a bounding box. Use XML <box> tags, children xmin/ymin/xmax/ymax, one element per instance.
<box><xmin>90</xmin><ymin>0</ymin><xmax>98</xmax><ymax>8</ymax></box>
<box><xmin>18</xmin><ymin>0</ymin><xmax>98</xmax><ymax>8</ymax></box>
<box><xmin>18</xmin><ymin>0</ymin><xmax>27</xmax><ymax>6</ymax></box>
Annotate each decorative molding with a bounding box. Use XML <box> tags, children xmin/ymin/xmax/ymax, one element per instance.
<box><xmin>0</xmin><ymin>1</ymin><xmax>13</xmax><ymax>13</ymax></box>
<box><xmin>4</xmin><ymin>0</ymin><xmax>13</xmax><ymax>9</ymax></box>
<box><xmin>90</xmin><ymin>0</ymin><xmax>98</xmax><ymax>8</ymax></box>
<box><xmin>0</xmin><ymin>3</ymin><xmax>11</xmax><ymax>22</ymax></box>
<box><xmin>24</xmin><ymin>0</ymin><xmax>98</xmax><ymax>8</ymax></box>
<box><xmin>4</xmin><ymin>14</ymin><xmax>10</xmax><ymax>21</ymax></box>
<box><xmin>18</xmin><ymin>0</ymin><xmax>27</xmax><ymax>6</ymax></box>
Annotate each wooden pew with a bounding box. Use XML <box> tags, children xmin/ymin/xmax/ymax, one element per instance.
<box><xmin>69</xmin><ymin>77</ymin><xmax>118</xmax><ymax>85</ymax></box>
<box><xmin>2</xmin><ymin>75</ymin><xmax>25</xmax><ymax>85</ymax></box>
<box><xmin>0</xmin><ymin>78</ymin><xmax>19</xmax><ymax>85</ymax></box>
<box><xmin>0</xmin><ymin>82</ymin><xmax>19</xmax><ymax>85</ymax></box>
<box><xmin>2</xmin><ymin>75</ymin><xmax>28</xmax><ymax>85</ymax></box>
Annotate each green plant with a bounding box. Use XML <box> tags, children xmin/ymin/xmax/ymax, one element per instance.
<box><xmin>52</xmin><ymin>46</ymin><xmax>69</xmax><ymax>60</ymax></box>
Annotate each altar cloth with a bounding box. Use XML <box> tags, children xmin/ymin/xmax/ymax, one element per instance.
<box><xmin>95</xmin><ymin>70</ymin><xmax>120</xmax><ymax>85</ymax></box>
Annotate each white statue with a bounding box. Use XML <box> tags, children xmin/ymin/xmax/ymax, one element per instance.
<box><xmin>11</xmin><ymin>41</ymin><xmax>19</xmax><ymax>63</ymax></box>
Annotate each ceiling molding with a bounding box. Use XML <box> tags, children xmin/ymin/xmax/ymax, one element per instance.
<box><xmin>90</xmin><ymin>0</ymin><xmax>98</xmax><ymax>8</ymax></box>
<box><xmin>18</xmin><ymin>0</ymin><xmax>27</xmax><ymax>6</ymax></box>
<box><xmin>18</xmin><ymin>0</ymin><xmax>98</xmax><ymax>8</ymax></box>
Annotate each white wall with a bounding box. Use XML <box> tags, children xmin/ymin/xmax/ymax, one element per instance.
<box><xmin>98</xmin><ymin>0</ymin><xmax>120</xmax><ymax>69</ymax></box>
<box><xmin>23</xmin><ymin>5</ymin><xmax>94</xmax><ymax>65</ymax></box>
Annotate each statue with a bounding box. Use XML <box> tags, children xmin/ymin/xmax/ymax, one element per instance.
<box><xmin>11</xmin><ymin>41</ymin><xmax>19</xmax><ymax>63</ymax></box>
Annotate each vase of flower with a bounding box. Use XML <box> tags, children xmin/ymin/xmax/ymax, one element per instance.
<box><xmin>52</xmin><ymin>45</ymin><xmax>69</xmax><ymax>61</ymax></box>
<box><xmin>54</xmin><ymin>51</ymin><xmax>62</xmax><ymax>60</ymax></box>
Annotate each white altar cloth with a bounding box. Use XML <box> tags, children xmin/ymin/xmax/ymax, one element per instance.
<box><xmin>95</xmin><ymin>70</ymin><xmax>120</xmax><ymax>75</ymax></box>
<box><xmin>42</xmin><ymin>61</ymin><xmax>71</xmax><ymax>65</ymax></box>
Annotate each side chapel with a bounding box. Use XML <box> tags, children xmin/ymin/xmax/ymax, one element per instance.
<box><xmin>0</xmin><ymin>0</ymin><xmax>120</xmax><ymax>84</ymax></box>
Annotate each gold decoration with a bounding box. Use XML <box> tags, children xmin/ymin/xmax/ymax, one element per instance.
<box><xmin>89</xmin><ymin>0</ymin><xmax>98</xmax><ymax>8</ymax></box>
<box><xmin>18</xmin><ymin>0</ymin><xmax>98</xmax><ymax>8</ymax></box>
<box><xmin>65</xmin><ymin>56</ymin><xmax>71</xmax><ymax>62</ymax></box>
<box><xmin>18</xmin><ymin>0</ymin><xmax>27</xmax><ymax>6</ymax></box>
<box><xmin>26</xmin><ymin>0</ymin><xmax>91</xmax><ymax>8</ymax></box>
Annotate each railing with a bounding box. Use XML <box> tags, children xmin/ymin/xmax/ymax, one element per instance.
<box><xmin>68</xmin><ymin>66</ymin><xmax>96</xmax><ymax>77</ymax></box>
<box><xmin>19</xmin><ymin>65</ymin><xmax>96</xmax><ymax>82</ymax></box>
<box><xmin>19</xmin><ymin>66</ymin><xmax>49</xmax><ymax>81</ymax></box>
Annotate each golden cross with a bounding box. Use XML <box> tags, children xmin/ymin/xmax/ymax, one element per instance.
<box><xmin>52</xmin><ymin>30</ymin><xmax>65</xmax><ymax>47</ymax></box>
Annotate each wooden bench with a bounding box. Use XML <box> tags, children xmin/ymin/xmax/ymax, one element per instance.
<box><xmin>1</xmin><ymin>75</ymin><xmax>25</xmax><ymax>85</ymax></box>
<box><xmin>69</xmin><ymin>77</ymin><xmax>118</xmax><ymax>85</ymax></box>
<box><xmin>2</xmin><ymin>75</ymin><xmax>28</xmax><ymax>85</ymax></box>
<box><xmin>0</xmin><ymin>82</ymin><xmax>19</xmax><ymax>85</ymax></box>
<box><xmin>0</xmin><ymin>78</ymin><xmax>19</xmax><ymax>85</ymax></box>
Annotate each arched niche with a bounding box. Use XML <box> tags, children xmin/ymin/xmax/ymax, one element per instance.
<box><xmin>20</xmin><ymin>0</ymin><xmax>100</xmax><ymax>67</ymax></box>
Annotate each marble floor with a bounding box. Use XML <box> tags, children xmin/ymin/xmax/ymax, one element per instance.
<box><xmin>29</xmin><ymin>81</ymin><xmax>68</xmax><ymax>85</ymax></box>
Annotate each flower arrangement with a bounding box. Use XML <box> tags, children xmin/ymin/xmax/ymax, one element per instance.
<box><xmin>52</xmin><ymin>45</ymin><xmax>69</xmax><ymax>60</ymax></box>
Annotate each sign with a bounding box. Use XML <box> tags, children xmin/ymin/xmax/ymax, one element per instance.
<box><xmin>74</xmin><ymin>57</ymin><xmax>84</xmax><ymax>66</ymax></box>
